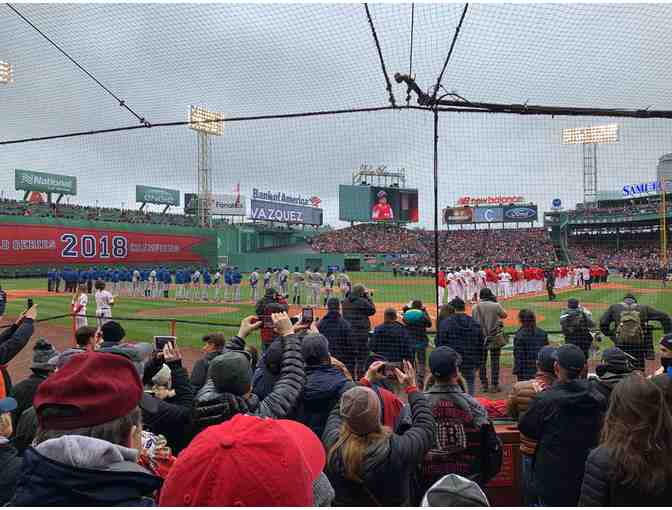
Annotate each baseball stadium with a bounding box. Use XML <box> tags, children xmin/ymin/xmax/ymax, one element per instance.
<box><xmin>2</xmin><ymin>3</ymin><xmax>672</xmax><ymax>507</ymax></box>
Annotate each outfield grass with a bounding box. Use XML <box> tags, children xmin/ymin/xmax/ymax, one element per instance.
<box><xmin>2</xmin><ymin>275</ymin><xmax>671</xmax><ymax>355</ymax></box>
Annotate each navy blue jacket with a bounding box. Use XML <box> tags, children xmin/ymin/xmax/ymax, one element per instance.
<box><xmin>317</xmin><ymin>311</ymin><xmax>353</xmax><ymax>363</ymax></box>
<box><xmin>369</xmin><ymin>322</ymin><xmax>415</xmax><ymax>363</ymax></box>
<box><xmin>293</xmin><ymin>364</ymin><xmax>349</xmax><ymax>438</ymax></box>
<box><xmin>436</xmin><ymin>314</ymin><xmax>484</xmax><ymax>370</ymax></box>
<box><xmin>11</xmin><ymin>445</ymin><xmax>161</xmax><ymax>506</ymax></box>
<box><xmin>513</xmin><ymin>326</ymin><xmax>549</xmax><ymax>381</ymax></box>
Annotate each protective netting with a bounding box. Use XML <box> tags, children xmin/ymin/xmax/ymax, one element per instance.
<box><xmin>3</xmin><ymin>3</ymin><xmax>672</xmax><ymax>396</ymax></box>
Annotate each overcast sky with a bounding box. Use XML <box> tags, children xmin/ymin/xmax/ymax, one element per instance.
<box><xmin>2</xmin><ymin>2</ymin><xmax>672</xmax><ymax>227</ymax></box>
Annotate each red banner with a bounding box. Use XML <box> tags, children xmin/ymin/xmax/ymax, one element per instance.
<box><xmin>0</xmin><ymin>223</ymin><xmax>211</xmax><ymax>266</ymax></box>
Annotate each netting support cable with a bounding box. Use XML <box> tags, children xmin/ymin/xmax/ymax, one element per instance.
<box><xmin>364</xmin><ymin>3</ymin><xmax>397</xmax><ymax>107</ymax></box>
<box><xmin>431</xmin><ymin>3</ymin><xmax>469</xmax><ymax>104</ymax></box>
<box><xmin>433</xmin><ymin>106</ymin><xmax>440</xmax><ymax>314</ymax></box>
<box><xmin>406</xmin><ymin>3</ymin><xmax>415</xmax><ymax>106</ymax></box>
<box><xmin>5</xmin><ymin>3</ymin><xmax>150</xmax><ymax>127</ymax></box>
<box><xmin>0</xmin><ymin>105</ymin><xmax>401</xmax><ymax>145</ymax></box>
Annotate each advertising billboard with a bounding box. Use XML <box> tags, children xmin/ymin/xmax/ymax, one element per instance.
<box><xmin>474</xmin><ymin>206</ymin><xmax>504</xmax><ymax>223</ymax></box>
<box><xmin>503</xmin><ymin>204</ymin><xmax>538</xmax><ymax>222</ymax></box>
<box><xmin>443</xmin><ymin>207</ymin><xmax>473</xmax><ymax>224</ymax></box>
<box><xmin>339</xmin><ymin>185</ymin><xmax>419</xmax><ymax>222</ymax></box>
<box><xmin>209</xmin><ymin>193</ymin><xmax>246</xmax><ymax>216</ymax></box>
<box><xmin>15</xmin><ymin>169</ymin><xmax>77</xmax><ymax>196</ymax></box>
<box><xmin>249</xmin><ymin>199</ymin><xmax>323</xmax><ymax>226</ymax></box>
<box><xmin>135</xmin><ymin>185</ymin><xmax>180</xmax><ymax>206</ymax></box>
<box><xmin>0</xmin><ymin>223</ymin><xmax>213</xmax><ymax>266</ymax></box>
<box><xmin>457</xmin><ymin>195</ymin><xmax>524</xmax><ymax>206</ymax></box>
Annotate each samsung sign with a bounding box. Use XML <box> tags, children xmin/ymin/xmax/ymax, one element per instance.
<box><xmin>622</xmin><ymin>181</ymin><xmax>671</xmax><ymax>197</ymax></box>
<box><xmin>504</xmin><ymin>205</ymin><xmax>538</xmax><ymax>222</ymax></box>
<box><xmin>250</xmin><ymin>199</ymin><xmax>323</xmax><ymax>226</ymax></box>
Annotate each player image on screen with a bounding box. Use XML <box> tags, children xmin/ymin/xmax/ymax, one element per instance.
<box><xmin>371</xmin><ymin>190</ymin><xmax>394</xmax><ymax>220</ymax></box>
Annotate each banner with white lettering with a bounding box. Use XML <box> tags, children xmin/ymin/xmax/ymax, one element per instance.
<box><xmin>249</xmin><ymin>199</ymin><xmax>323</xmax><ymax>225</ymax></box>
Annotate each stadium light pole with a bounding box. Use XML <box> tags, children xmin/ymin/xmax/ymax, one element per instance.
<box><xmin>661</xmin><ymin>179</ymin><xmax>669</xmax><ymax>277</ymax></box>
<box><xmin>562</xmin><ymin>124</ymin><xmax>619</xmax><ymax>207</ymax></box>
<box><xmin>188</xmin><ymin>106</ymin><xmax>224</xmax><ymax>228</ymax></box>
<box><xmin>433</xmin><ymin>107</ymin><xmax>440</xmax><ymax>315</ymax></box>
<box><xmin>0</xmin><ymin>61</ymin><xmax>12</xmax><ymax>84</ymax></box>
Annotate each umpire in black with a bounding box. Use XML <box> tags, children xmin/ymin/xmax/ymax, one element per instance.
<box><xmin>600</xmin><ymin>293</ymin><xmax>672</xmax><ymax>371</ymax></box>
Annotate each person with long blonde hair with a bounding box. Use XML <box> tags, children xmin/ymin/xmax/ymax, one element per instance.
<box><xmin>323</xmin><ymin>360</ymin><xmax>434</xmax><ymax>506</ymax></box>
<box><xmin>579</xmin><ymin>374</ymin><xmax>672</xmax><ymax>506</ymax></box>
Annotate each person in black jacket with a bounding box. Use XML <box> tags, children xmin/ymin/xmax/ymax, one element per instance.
<box><xmin>560</xmin><ymin>298</ymin><xmax>596</xmax><ymax>360</ymax></box>
<box><xmin>317</xmin><ymin>298</ymin><xmax>354</xmax><ymax>373</ymax></box>
<box><xmin>587</xmin><ymin>347</ymin><xmax>635</xmax><ymax>407</ymax></box>
<box><xmin>0</xmin><ymin>397</ymin><xmax>22</xmax><ymax>506</ymax></box>
<box><xmin>0</xmin><ymin>305</ymin><xmax>36</xmax><ymax>398</ymax></box>
<box><xmin>190</xmin><ymin>332</ymin><xmax>228</xmax><ymax>391</ymax></box>
<box><xmin>369</xmin><ymin>308</ymin><xmax>415</xmax><ymax>364</ymax></box>
<box><xmin>192</xmin><ymin>312</ymin><xmax>305</xmax><ymax>437</ymax></box>
<box><xmin>323</xmin><ymin>360</ymin><xmax>435</xmax><ymax>506</ymax></box>
<box><xmin>293</xmin><ymin>333</ymin><xmax>349</xmax><ymax>438</ymax></box>
<box><xmin>519</xmin><ymin>344</ymin><xmax>605</xmax><ymax>506</ymax></box>
<box><xmin>341</xmin><ymin>284</ymin><xmax>376</xmax><ymax>379</ymax></box>
<box><xmin>9</xmin><ymin>338</ymin><xmax>58</xmax><ymax>430</ymax></box>
<box><xmin>436</xmin><ymin>298</ymin><xmax>483</xmax><ymax>396</ymax></box>
<box><xmin>512</xmin><ymin>309</ymin><xmax>548</xmax><ymax>382</ymax></box>
<box><xmin>579</xmin><ymin>374</ymin><xmax>672</xmax><ymax>506</ymax></box>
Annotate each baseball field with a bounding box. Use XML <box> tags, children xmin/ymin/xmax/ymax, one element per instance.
<box><xmin>2</xmin><ymin>274</ymin><xmax>670</xmax><ymax>386</ymax></box>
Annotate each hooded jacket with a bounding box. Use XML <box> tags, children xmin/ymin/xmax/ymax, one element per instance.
<box><xmin>293</xmin><ymin>364</ymin><xmax>349</xmax><ymax>438</ymax></box>
<box><xmin>10</xmin><ymin>435</ymin><xmax>162</xmax><ymax>506</ymax></box>
<box><xmin>192</xmin><ymin>333</ymin><xmax>305</xmax><ymax>436</ymax></box>
<box><xmin>317</xmin><ymin>310</ymin><xmax>353</xmax><ymax>363</ymax></box>
<box><xmin>323</xmin><ymin>389</ymin><xmax>435</xmax><ymax>507</ymax></box>
<box><xmin>0</xmin><ymin>319</ymin><xmax>35</xmax><ymax>398</ymax></box>
<box><xmin>0</xmin><ymin>438</ymin><xmax>22</xmax><ymax>505</ymax></box>
<box><xmin>436</xmin><ymin>314</ymin><xmax>484</xmax><ymax>370</ymax></box>
<box><xmin>518</xmin><ymin>379</ymin><xmax>606</xmax><ymax>506</ymax></box>
<box><xmin>588</xmin><ymin>372</ymin><xmax>630</xmax><ymax>409</ymax></box>
<box><xmin>341</xmin><ymin>289</ymin><xmax>376</xmax><ymax>339</ymax></box>
<box><xmin>189</xmin><ymin>350</ymin><xmax>224</xmax><ymax>391</ymax></box>
<box><xmin>369</xmin><ymin>321</ymin><xmax>415</xmax><ymax>363</ymax></box>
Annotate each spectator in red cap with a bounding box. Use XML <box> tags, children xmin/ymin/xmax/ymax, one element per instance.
<box><xmin>160</xmin><ymin>414</ymin><xmax>332</xmax><ymax>506</ymax></box>
<box><xmin>9</xmin><ymin>351</ymin><xmax>162</xmax><ymax>506</ymax></box>
<box><xmin>323</xmin><ymin>360</ymin><xmax>435</xmax><ymax>506</ymax></box>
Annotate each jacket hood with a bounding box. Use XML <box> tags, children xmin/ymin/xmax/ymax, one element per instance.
<box><xmin>444</xmin><ymin>313</ymin><xmax>475</xmax><ymax>328</ymax></box>
<box><xmin>322</xmin><ymin>310</ymin><xmax>342</xmax><ymax>320</ymax></box>
<box><xmin>12</xmin><ymin>435</ymin><xmax>161</xmax><ymax>506</ymax></box>
<box><xmin>374</xmin><ymin>321</ymin><xmax>404</xmax><ymax>334</ymax></box>
<box><xmin>556</xmin><ymin>380</ymin><xmax>604</xmax><ymax>412</ymax></box>
<box><xmin>304</xmin><ymin>365</ymin><xmax>347</xmax><ymax>402</ymax></box>
<box><xmin>598</xmin><ymin>371</ymin><xmax>629</xmax><ymax>389</ymax></box>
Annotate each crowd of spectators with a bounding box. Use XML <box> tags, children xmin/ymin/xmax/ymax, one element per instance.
<box><xmin>570</xmin><ymin>201</ymin><xmax>661</xmax><ymax>220</ymax></box>
<box><xmin>311</xmin><ymin>225</ymin><xmax>557</xmax><ymax>267</ymax></box>
<box><xmin>1</xmin><ymin>278</ymin><xmax>672</xmax><ymax>506</ymax></box>
<box><xmin>568</xmin><ymin>238</ymin><xmax>671</xmax><ymax>277</ymax></box>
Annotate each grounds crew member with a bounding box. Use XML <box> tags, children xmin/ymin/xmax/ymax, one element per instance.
<box><xmin>600</xmin><ymin>293</ymin><xmax>672</xmax><ymax>372</ymax></box>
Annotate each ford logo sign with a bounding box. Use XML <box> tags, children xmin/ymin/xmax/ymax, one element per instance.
<box><xmin>505</xmin><ymin>207</ymin><xmax>536</xmax><ymax>220</ymax></box>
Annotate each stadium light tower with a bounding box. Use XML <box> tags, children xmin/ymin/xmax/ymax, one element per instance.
<box><xmin>562</xmin><ymin>124</ymin><xmax>619</xmax><ymax>206</ymax></box>
<box><xmin>188</xmin><ymin>106</ymin><xmax>224</xmax><ymax>227</ymax></box>
<box><xmin>0</xmin><ymin>61</ymin><xmax>13</xmax><ymax>84</ymax></box>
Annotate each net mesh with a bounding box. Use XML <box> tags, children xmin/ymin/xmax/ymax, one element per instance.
<box><xmin>2</xmin><ymin>3</ymin><xmax>672</xmax><ymax>392</ymax></box>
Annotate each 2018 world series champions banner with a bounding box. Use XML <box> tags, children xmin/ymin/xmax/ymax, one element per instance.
<box><xmin>0</xmin><ymin>223</ymin><xmax>213</xmax><ymax>266</ymax></box>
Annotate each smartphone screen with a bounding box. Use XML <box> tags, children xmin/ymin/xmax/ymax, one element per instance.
<box><xmin>384</xmin><ymin>362</ymin><xmax>401</xmax><ymax>377</ymax></box>
<box><xmin>301</xmin><ymin>307</ymin><xmax>314</xmax><ymax>324</ymax></box>
<box><xmin>154</xmin><ymin>336</ymin><xmax>176</xmax><ymax>351</ymax></box>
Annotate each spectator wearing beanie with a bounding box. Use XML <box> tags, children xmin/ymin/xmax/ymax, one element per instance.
<box><xmin>0</xmin><ymin>305</ymin><xmax>36</xmax><ymax>399</ymax></box>
<box><xmin>0</xmin><ymin>397</ymin><xmax>22</xmax><ymax>506</ymax></box>
<box><xmin>436</xmin><ymin>297</ymin><xmax>484</xmax><ymax>396</ymax></box>
<box><xmin>317</xmin><ymin>297</ymin><xmax>354</xmax><ymax>374</ymax></box>
<box><xmin>99</xmin><ymin>320</ymin><xmax>125</xmax><ymax>349</ymax></box>
<box><xmin>519</xmin><ymin>344</ymin><xmax>605</xmax><ymax>506</ymax></box>
<box><xmin>512</xmin><ymin>309</ymin><xmax>548</xmax><ymax>382</ymax></box>
<box><xmin>160</xmin><ymin>414</ymin><xmax>334</xmax><ymax>506</ymax></box>
<box><xmin>9</xmin><ymin>338</ymin><xmax>58</xmax><ymax>430</ymax></box>
<box><xmin>292</xmin><ymin>333</ymin><xmax>350</xmax><ymax>438</ymax></box>
<box><xmin>341</xmin><ymin>284</ymin><xmax>376</xmax><ymax>379</ymax></box>
<box><xmin>588</xmin><ymin>347</ymin><xmax>635</xmax><ymax>405</ymax></box>
<box><xmin>9</xmin><ymin>352</ymin><xmax>162</xmax><ymax>506</ymax></box>
<box><xmin>506</xmin><ymin>346</ymin><xmax>557</xmax><ymax>506</ymax></box>
<box><xmin>418</xmin><ymin>347</ymin><xmax>496</xmax><ymax>497</ymax></box>
<box><xmin>358</xmin><ymin>357</ymin><xmax>406</xmax><ymax>432</ymax></box>
<box><xmin>192</xmin><ymin>312</ymin><xmax>305</xmax><ymax>437</ymax></box>
<box><xmin>369</xmin><ymin>308</ymin><xmax>415</xmax><ymax>364</ymax></box>
<box><xmin>323</xmin><ymin>360</ymin><xmax>434</xmax><ymax>506</ymax></box>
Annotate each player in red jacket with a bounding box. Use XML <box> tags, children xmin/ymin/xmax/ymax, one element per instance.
<box><xmin>437</xmin><ymin>269</ymin><xmax>447</xmax><ymax>305</ymax></box>
<box><xmin>371</xmin><ymin>190</ymin><xmax>394</xmax><ymax>221</ymax></box>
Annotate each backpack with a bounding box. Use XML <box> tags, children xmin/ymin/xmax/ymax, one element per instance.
<box><xmin>561</xmin><ymin>309</ymin><xmax>589</xmax><ymax>337</ymax></box>
<box><xmin>616</xmin><ymin>304</ymin><xmax>644</xmax><ymax>345</ymax></box>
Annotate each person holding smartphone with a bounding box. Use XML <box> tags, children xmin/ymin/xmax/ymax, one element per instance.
<box><xmin>1</xmin><ymin>304</ymin><xmax>37</xmax><ymax>399</ymax></box>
